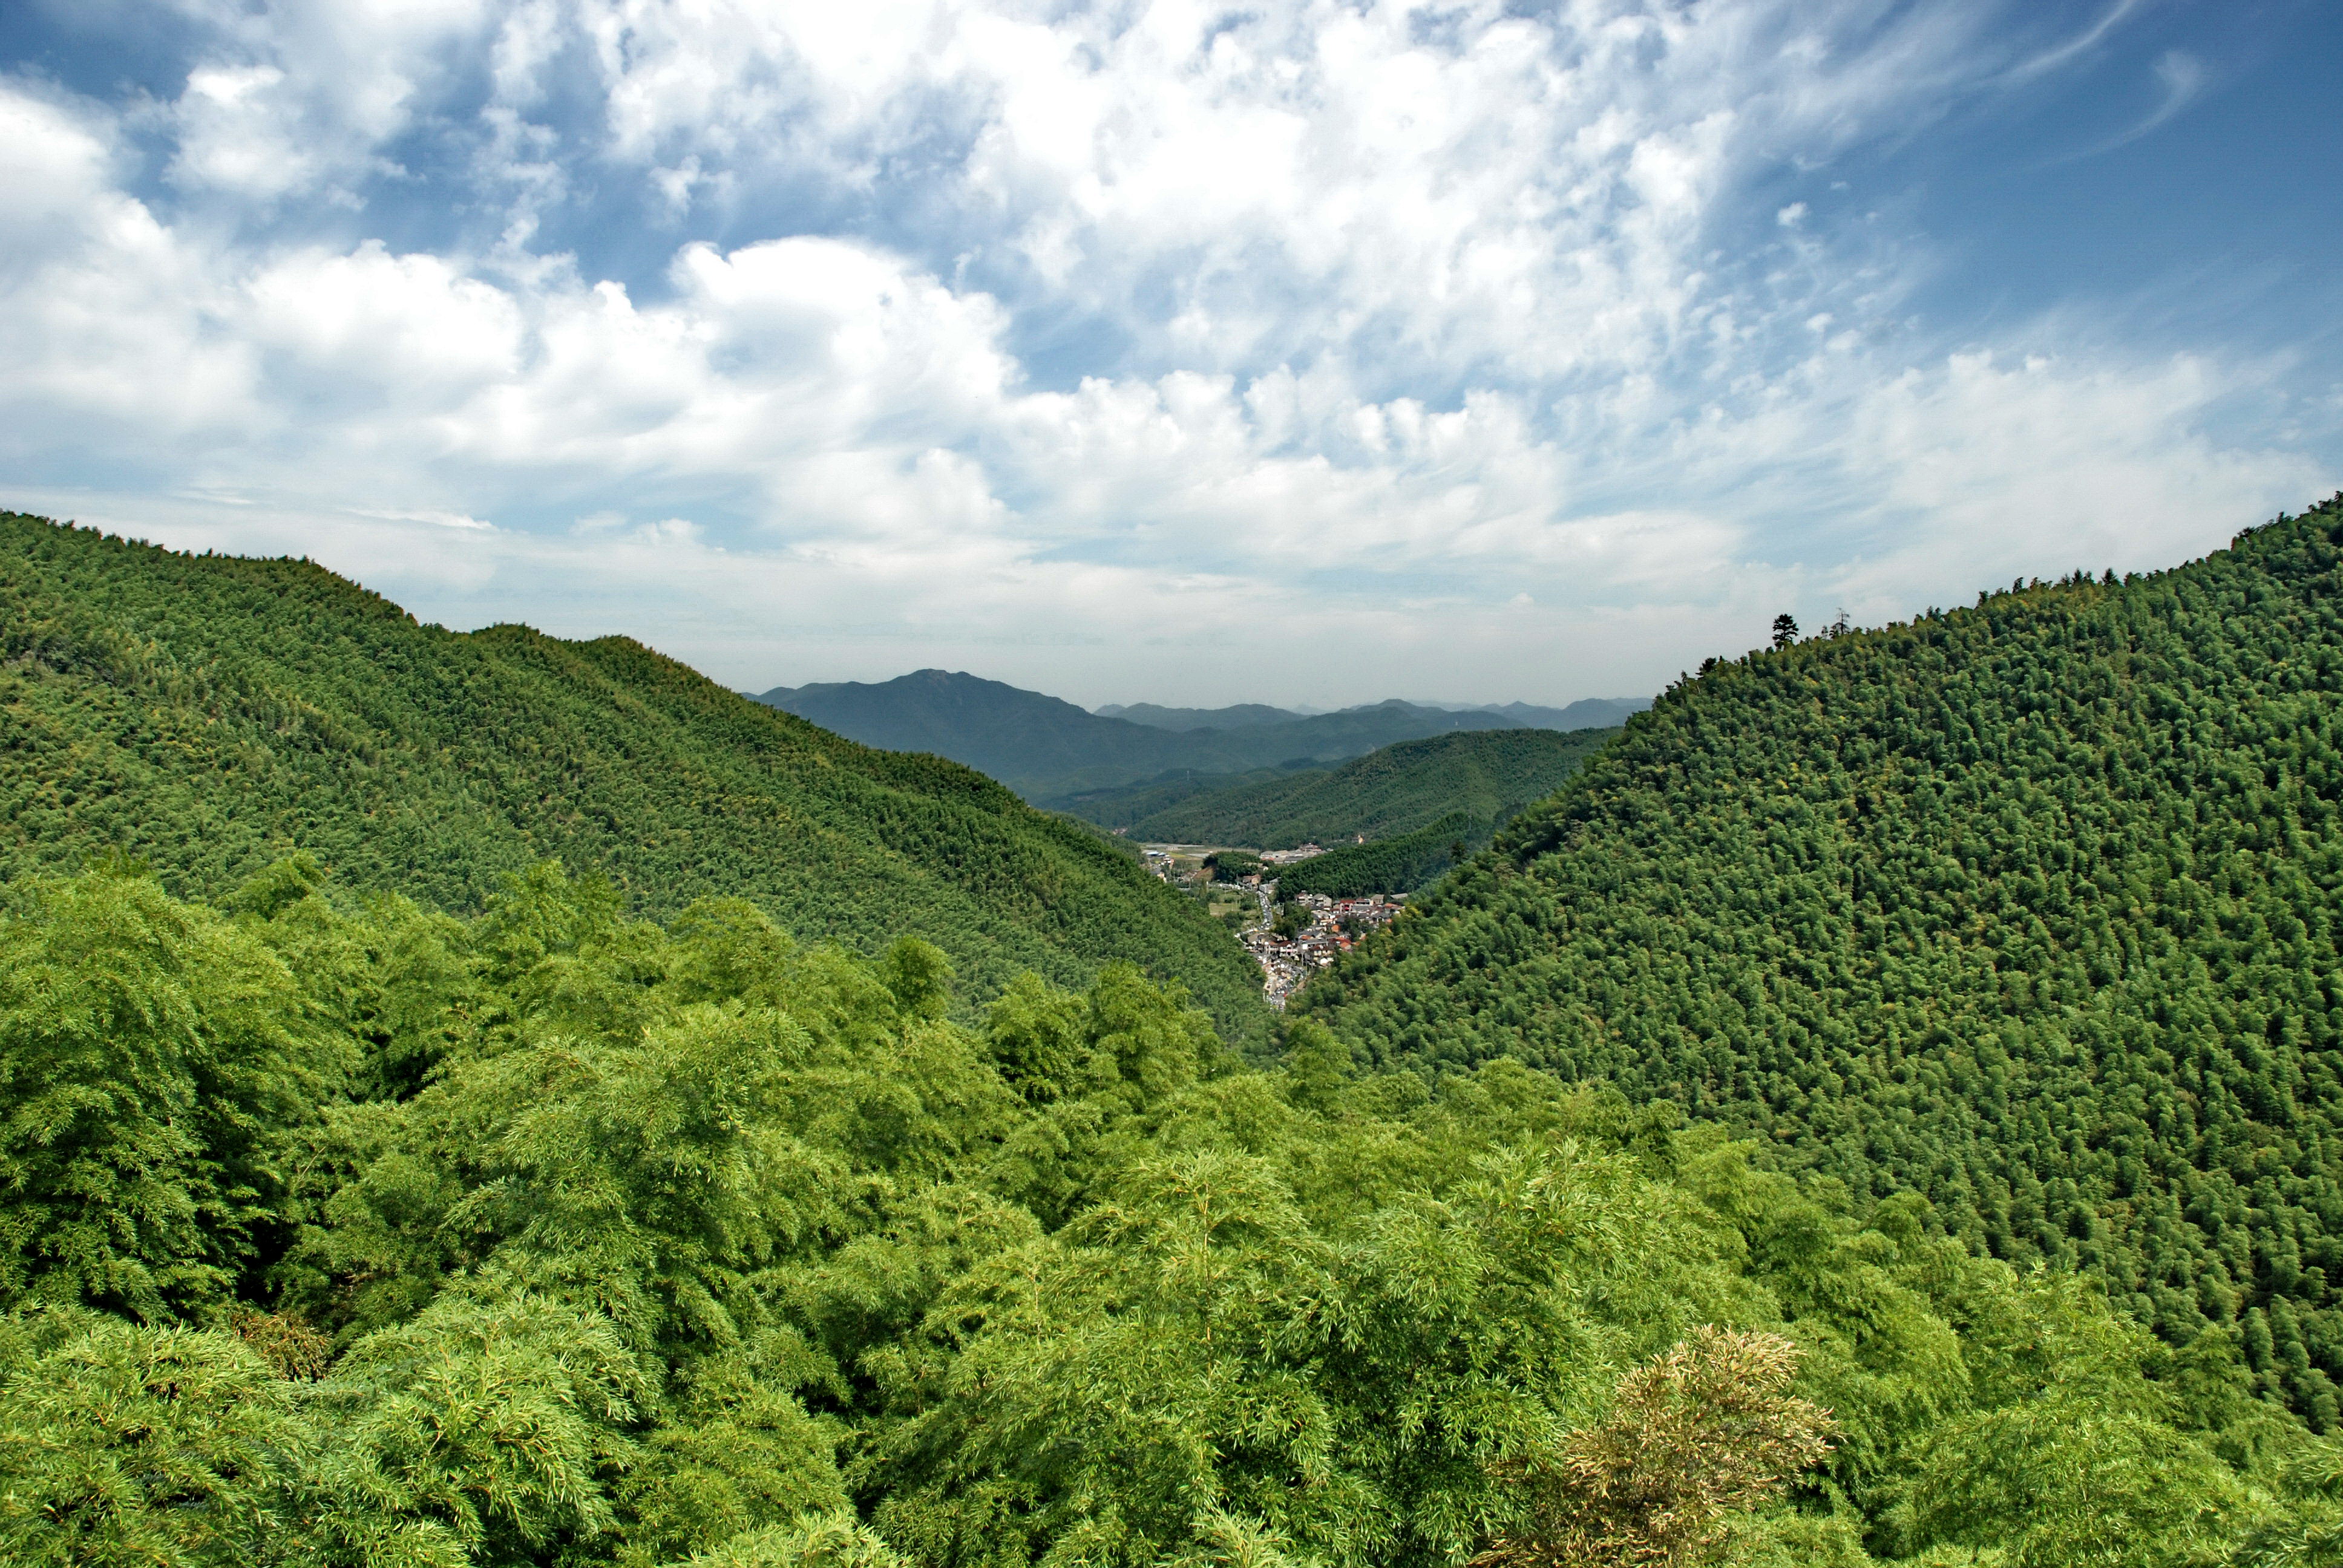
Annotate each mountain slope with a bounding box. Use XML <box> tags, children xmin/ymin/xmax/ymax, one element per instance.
<box><xmin>1083</xmin><ymin>727</ymin><xmax>1620</xmax><ymax>848</ymax></box>
<box><xmin>1303</xmin><ymin>495</ymin><xmax>2343</xmax><ymax>1423</ymax></box>
<box><xmin>1274</xmin><ymin>811</ymin><xmax>1484</xmax><ymax>898</ymax></box>
<box><xmin>0</xmin><ymin>512</ymin><xmax>1267</xmax><ymax>1030</ymax></box>
<box><xmin>754</xmin><ymin>671</ymin><xmax>1529</xmax><ymax>795</ymax></box>
<box><xmin>1046</xmin><ymin>765</ymin><xmax>1312</xmax><ymax>831</ymax></box>
<box><xmin>758</xmin><ymin>670</ymin><xmax>1187</xmax><ymax>789</ymax></box>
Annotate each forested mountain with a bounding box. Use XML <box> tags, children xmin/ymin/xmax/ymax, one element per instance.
<box><xmin>1074</xmin><ymin>727</ymin><xmax>1620</xmax><ymax>848</ymax></box>
<box><xmin>1274</xmin><ymin>811</ymin><xmax>1486</xmax><ymax>900</ymax></box>
<box><xmin>1044</xmin><ymin>763</ymin><xmax>1312</xmax><ymax>830</ymax></box>
<box><xmin>755</xmin><ymin>671</ymin><xmax>1195</xmax><ymax>793</ymax></box>
<box><xmin>1304</xmin><ymin>495</ymin><xmax>2343</xmax><ymax>1429</ymax></box>
<box><xmin>0</xmin><ymin>513</ymin><xmax>1264</xmax><ymax>1030</ymax></box>
<box><xmin>5</xmin><ymin>861</ymin><xmax>2327</xmax><ymax>1568</ymax></box>
<box><xmin>753</xmin><ymin>672</ymin><xmax>1532</xmax><ymax>797</ymax></box>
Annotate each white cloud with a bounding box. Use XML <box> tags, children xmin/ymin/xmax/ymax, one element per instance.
<box><xmin>0</xmin><ymin>0</ymin><xmax>2332</xmax><ymax>706</ymax></box>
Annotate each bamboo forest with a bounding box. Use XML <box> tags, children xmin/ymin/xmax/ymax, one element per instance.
<box><xmin>7</xmin><ymin>503</ymin><xmax>2343</xmax><ymax>1567</ymax></box>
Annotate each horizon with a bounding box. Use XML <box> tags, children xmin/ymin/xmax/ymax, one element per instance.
<box><xmin>755</xmin><ymin>667</ymin><xmax>1652</xmax><ymax>714</ymax></box>
<box><xmin>3</xmin><ymin>0</ymin><xmax>2339</xmax><ymax>708</ymax></box>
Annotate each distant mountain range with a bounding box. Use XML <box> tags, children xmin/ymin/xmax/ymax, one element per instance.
<box><xmin>751</xmin><ymin>670</ymin><xmax>1651</xmax><ymax>798</ymax></box>
<box><xmin>1092</xmin><ymin>702</ymin><xmax>1306</xmax><ymax>731</ymax></box>
<box><xmin>1095</xmin><ymin>696</ymin><xmax>1649</xmax><ymax>733</ymax></box>
<box><xmin>1061</xmin><ymin>727</ymin><xmax>1622</xmax><ymax>849</ymax></box>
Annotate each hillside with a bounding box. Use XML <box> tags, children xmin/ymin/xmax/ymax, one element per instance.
<box><xmin>1274</xmin><ymin>811</ymin><xmax>1485</xmax><ymax>899</ymax></box>
<box><xmin>1304</xmin><ymin>495</ymin><xmax>2343</xmax><ymax>1425</ymax></box>
<box><xmin>753</xmin><ymin>671</ymin><xmax>1532</xmax><ymax>795</ymax></box>
<box><xmin>1046</xmin><ymin>764</ymin><xmax>1311</xmax><ymax>829</ymax></box>
<box><xmin>1081</xmin><ymin>727</ymin><xmax>1620</xmax><ymax>848</ymax></box>
<box><xmin>0</xmin><ymin>513</ymin><xmax>1267</xmax><ymax>1030</ymax></box>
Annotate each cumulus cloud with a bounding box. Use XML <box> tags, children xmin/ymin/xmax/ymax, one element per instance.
<box><xmin>0</xmin><ymin>0</ymin><xmax>2330</xmax><ymax>704</ymax></box>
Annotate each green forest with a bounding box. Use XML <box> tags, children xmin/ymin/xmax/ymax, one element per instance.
<box><xmin>1305</xmin><ymin>495</ymin><xmax>2343</xmax><ymax>1437</ymax></box>
<box><xmin>5</xmin><ymin>860</ymin><xmax>2334</xmax><ymax>1567</ymax></box>
<box><xmin>1069</xmin><ymin>730</ymin><xmax>1618</xmax><ymax>851</ymax></box>
<box><xmin>1273</xmin><ymin>813</ymin><xmax>1485</xmax><ymax>900</ymax></box>
<box><xmin>0</xmin><ymin>514</ymin><xmax>1263</xmax><ymax>1033</ymax></box>
<box><xmin>9</xmin><ymin>503</ymin><xmax>2343</xmax><ymax>1567</ymax></box>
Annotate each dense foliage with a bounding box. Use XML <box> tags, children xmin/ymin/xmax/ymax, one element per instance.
<box><xmin>0</xmin><ymin>514</ymin><xmax>1264</xmax><ymax>1032</ymax></box>
<box><xmin>1277</xmin><ymin>812</ymin><xmax>1487</xmax><ymax>900</ymax></box>
<box><xmin>1077</xmin><ymin>730</ymin><xmax>1619</xmax><ymax>851</ymax></box>
<box><xmin>1305</xmin><ymin>497</ymin><xmax>2343</xmax><ymax>1428</ymax></box>
<box><xmin>1047</xmin><ymin>765</ymin><xmax>1313</xmax><ymax>831</ymax></box>
<box><xmin>756</xmin><ymin>673</ymin><xmax>1537</xmax><ymax>800</ymax></box>
<box><xmin>4</xmin><ymin>861</ymin><xmax>2324</xmax><ymax>1568</ymax></box>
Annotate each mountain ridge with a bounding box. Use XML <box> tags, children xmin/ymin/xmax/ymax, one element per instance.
<box><xmin>1062</xmin><ymin>726</ymin><xmax>1622</xmax><ymax>849</ymax></box>
<box><xmin>0</xmin><ymin>513</ymin><xmax>1268</xmax><ymax>1031</ymax></box>
<box><xmin>751</xmin><ymin>670</ymin><xmax>1561</xmax><ymax>797</ymax></box>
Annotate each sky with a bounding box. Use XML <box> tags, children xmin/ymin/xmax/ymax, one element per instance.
<box><xmin>2</xmin><ymin>0</ymin><xmax>2338</xmax><ymax>708</ymax></box>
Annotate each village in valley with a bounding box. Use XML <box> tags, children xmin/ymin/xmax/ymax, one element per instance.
<box><xmin>1139</xmin><ymin>842</ymin><xmax>1403</xmax><ymax>1007</ymax></box>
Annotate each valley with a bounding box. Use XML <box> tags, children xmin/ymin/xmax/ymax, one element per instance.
<box><xmin>7</xmin><ymin>500</ymin><xmax>2343</xmax><ymax>1568</ymax></box>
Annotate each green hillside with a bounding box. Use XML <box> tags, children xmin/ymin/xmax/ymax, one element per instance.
<box><xmin>1043</xmin><ymin>763</ymin><xmax>1309</xmax><ymax>828</ymax></box>
<box><xmin>1074</xmin><ymin>727</ymin><xmax>1619</xmax><ymax>848</ymax></box>
<box><xmin>0</xmin><ymin>512</ymin><xmax>1266</xmax><ymax>1031</ymax></box>
<box><xmin>1303</xmin><ymin>495</ymin><xmax>2343</xmax><ymax>1425</ymax></box>
<box><xmin>1274</xmin><ymin>811</ymin><xmax>1484</xmax><ymax>899</ymax></box>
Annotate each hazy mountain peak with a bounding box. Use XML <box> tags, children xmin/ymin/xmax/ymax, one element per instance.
<box><xmin>755</xmin><ymin>671</ymin><xmax>1619</xmax><ymax>797</ymax></box>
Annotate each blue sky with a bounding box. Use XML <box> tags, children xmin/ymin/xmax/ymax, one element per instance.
<box><xmin>1</xmin><ymin>0</ymin><xmax>2336</xmax><ymax>707</ymax></box>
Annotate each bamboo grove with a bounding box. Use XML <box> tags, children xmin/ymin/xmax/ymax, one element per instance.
<box><xmin>0</xmin><ymin>514</ymin><xmax>1265</xmax><ymax>1033</ymax></box>
<box><xmin>10</xmin><ymin>503</ymin><xmax>2343</xmax><ymax>1566</ymax></box>
<box><xmin>1305</xmin><ymin>496</ymin><xmax>2343</xmax><ymax>1432</ymax></box>
<box><xmin>4</xmin><ymin>860</ymin><xmax>2336</xmax><ymax>1567</ymax></box>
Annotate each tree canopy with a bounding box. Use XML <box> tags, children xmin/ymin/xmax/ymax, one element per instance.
<box><xmin>2</xmin><ymin>861</ymin><xmax>2318</xmax><ymax>1567</ymax></box>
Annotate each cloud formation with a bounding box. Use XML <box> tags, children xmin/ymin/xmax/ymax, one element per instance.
<box><xmin>0</xmin><ymin>0</ymin><xmax>2330</xmax><ymax>703</ymax></box>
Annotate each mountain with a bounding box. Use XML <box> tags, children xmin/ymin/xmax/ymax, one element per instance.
<box><xmin>1066</xmin><ymin>727</ymin><xmax>1620</xmax><ymax>849</ymax></box>
<box><xmin>1474</xmin><ymin>696</ymin><xmax>1651</xmax><ymax>729</ymax></box>
<box><xmin>0</xmin><ymin>512</ymin><xmax>1267</xmax><ymax>1031</ymax></box>
<box><xmin>753</xmin><ymin>671</ymin><xmax>1530</xmax><ymax>796</ymax></box>
<box><xmin>754</xmin><ymin>670</ymin><xmax>1181</xmax><ymax>791</ymax></box>
<box><xmin>1093</xmin><ymin>701</ymin><xmax>1305</xmax><ymax>730</ymax></box>
<box><xmin>1303</xmin><ymin>495</ymin><xmax>2343</xmax><ymax>1424</ymax></box>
